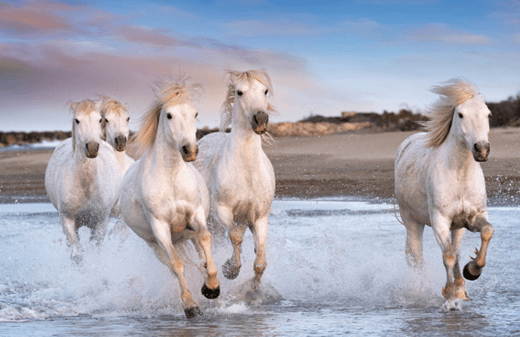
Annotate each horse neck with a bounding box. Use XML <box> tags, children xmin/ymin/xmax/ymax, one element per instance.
<box><xmin>147</xmin><ymin>126</ymin><xmax>186</xmax><ymax>175</ymax></box>
<box><xmin>228</xmin><ymin>105</ymin><xmax>264</xmax><ymax>159</ymax></box>
<box><xmin>114</xmin><ymin>150</ymin><xmax>126</xmax><ymax>176</ymax></box>
<box><xmin>443</xmin><ymin>130</ymin><xmax>478</xmax><ymax>173</ymax></box>
<box><xmin>72</xmin><ymin>141</ymin><xmax>99</xmax><ymax>186</ymax></box>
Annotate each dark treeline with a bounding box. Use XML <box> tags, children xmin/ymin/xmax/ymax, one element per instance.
<box><xmin>488</xmin><ymin>94</ymin><xmax>520</xmax><ymax>127</ymax></box>
<box><xmin>1</xmin><ymin>93</ymin><xmax>519</xmax><ymax>147</ymax></box>
<box><xmin>301</xmin><ymin>93</ymin><xmax>520</xmax><ymax>130</ymax></box>
<box><xmin>300</xmin><ymin>109</ymin><xmax>428</xmax><ymax>132</ymax></box>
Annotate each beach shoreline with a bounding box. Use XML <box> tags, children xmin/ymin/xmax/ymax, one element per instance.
<box><xmin>1</xmin><ymin>128</ymin><xmax>519</xmax><ymax>206</ymax></box>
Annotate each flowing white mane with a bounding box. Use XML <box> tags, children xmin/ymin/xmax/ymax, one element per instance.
<box><xmin>131</xmin><ymin>78</ymin><xmax>199</xmax><ymax>157</ymax></box>
<box><xmin>422</xmin><ymin>79</ymin><xmax>480</xmax><ymax>148</ymax></box>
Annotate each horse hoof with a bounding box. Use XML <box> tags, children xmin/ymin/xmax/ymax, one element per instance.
<box><xmin>463</xmin><ymin>263</ymin><xmax>481</xmax><ymax>281</ymax></box>
<box><xmin>184</xmin><ymin>306</ymin><xmax>202</xmax><ymax>319</ymax></box>
<box><xmin>222</xmin><ymin>260</ymin><xmax>240</xmax><ymax>280</ymax></box>
<box><xmin>201</xmin><ymin>283</ymin><xmax>220</xmax><ymax>299</ymax></box>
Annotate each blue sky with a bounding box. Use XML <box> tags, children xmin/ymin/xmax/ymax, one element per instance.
<box><xmin>0</xmin><ymin>0</ymin><xmax>519</xmax><ymax>131</ymax></box>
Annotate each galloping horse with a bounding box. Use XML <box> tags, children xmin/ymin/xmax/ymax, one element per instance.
<box><xmin>100</xmin><ymin>97</ymin><xmax>134</xmax><ymax>178</ymax></box>
<box><xmin>45</xmin><ymin>99</ymin><xmax>121</xmax><ymax>260</ymax></box>
<box><xmin>100</xmin><ymin>97</ymin><xmax>135</xmax><ymax>228</ymax></box>
<box><xmin>194</xmin><ymin>70</ymin><xmax>276</xmax><ymax>292</ymax></box>
<box><xmin>120</xmin><ymin>79</ymin><xmax>220</xmax><ymax>319</ymax></box>
<box><xmin>395</xmin><ymin>79</ymin><xmax>494</xmax><ymax>310</ymax></box>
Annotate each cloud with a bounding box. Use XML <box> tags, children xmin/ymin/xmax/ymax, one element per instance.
<box><xmin>0</xmin><ymin>0</ymin><xmax>120</xmax><ymax>38</ymax></box>
<box><xmin>410</xmin><ymin>24</ymin><xmax>492</xmax><ymax>45</ymax></box>
<box><xmin>0</xmin><ymin>38</ymin><xmax>324</xmax><ymax>131</ymax></box>
<box><xmin>0</xmin><ymin>1</ymin><xmax>73</xmax><ymax>36</ymax></box>
<box><xmin>223</xmin><ymin>19</ymin><xmax>317</xmax><ymax>37</ymax></box>
<box><xmin>337</xmin><ymin>19</ymin><xmax>387</xmax><ymax>38</ymax></box>
<box><xmin>115</xmin><ymin>26</ymin><xmax>183</xmax><ymax>47</ymax></box>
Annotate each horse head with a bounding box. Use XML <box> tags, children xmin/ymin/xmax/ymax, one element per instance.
<box><xmin>101</xmin><ymin>98</ymin><xmax>130</xmax><ymax>152</ymax></box>
<box><xmin>162</xmin><ymin>101</ymin><xmax>199</xmax><ymax>162</ymax></box>
<box><xmin>424</xmin><ymin>79</ymin><xmax>491</xmax><ymax>162</ymax></box>
<box><xmin>222</xmin><ymin>70</ymin><xmax>275</xmax><ymax>135</ymax></box>
<box><xmin>71</xmin><ymin>99</ymin><xmax>104</xmax><ymax>159</ymax></box>
<box><xmin>453</xmin><ymin>93</ymin><xmax>491</xmax><ymax>162</ymax></box>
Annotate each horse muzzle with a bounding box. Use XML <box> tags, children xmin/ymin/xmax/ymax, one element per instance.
<box><xmin>181</xmin><ymin>143</ymin><xmax>198</xmax><ymax>162</ymax></box>
<box><xmin>251</xmin><ymin>111</ymin><xmax>269</xmax><ymax>135</ymax></box>
<box><xmin>85</xmin><ymin>141</ymin><xmax>99</xmax><ymax>159</ymax></box>
<box><xmin>472</xmin><ymin>142</ymin><xmax>490</xmax><ymax>162</ymax></box>
<box><xmin>114</xmin><ymin>135</ymin><xmax>127</xmax><ymax>152</ymax></box>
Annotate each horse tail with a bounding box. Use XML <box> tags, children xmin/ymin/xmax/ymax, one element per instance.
<box><xmin>174</xmin><ymin>241</ymin><xmax>198</xmax><ymax>267</ymax></box>
<box><xmin>393</xmin><ymin>194</ymin><xmax>404</xmax><ymax>225</ymax></box>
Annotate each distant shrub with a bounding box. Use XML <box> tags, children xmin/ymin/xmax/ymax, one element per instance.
<box><xmin>487</xmin><ymin>94</ymin><xmax>520</xmax><ymax>127</ymax></box>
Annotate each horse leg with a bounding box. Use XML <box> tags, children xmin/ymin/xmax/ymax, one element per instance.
<box><xmin>91</xmin><ymin>217</ymin><xmax>109</xmax><ymax>246</ymax></box>
<box><xmin>463</xmin><ymin>214</ymin><xmax>494</xmax><ymax>281</ymax></box>
<box><xmin>190</xmin><ymin>207</ymin><xmax>220</xmax><ymax>299</ymax></box>
<box><xmin>451</xmin><ymin>228</ymin><xmax>470</xmax><ymax>300</ymax></box>
<box><xmin>250</xmin><ymin>216</ymin><xmax>268</xmax><ymax>291</ymax></box>
<box><xmin>149</xmin><ymin>218</ymin><xmax>201</xmax><ymax>319</ymax></box>
<box><xmin>61</xmin><ymin>215</ymin><xmax>82</xmax><ymax>262</ymax></box>
<box><xmin>402</xmin><ymin>210</ymin><xmax>425</xmax><ymax>269</ymax></box>
<box><xmin>109</xmin><ymin>216</ymin><xmax>129</xmax><ymax>239</ymax></box>
<box><xmin>215</xmin><ymin>206</ymin><xmax>245</xmax><ymax>280</ymax></box>
<box><xmin>432</xmin><ymin>214</ymin><xmax>459</xmax><ymax>308</ymax></box>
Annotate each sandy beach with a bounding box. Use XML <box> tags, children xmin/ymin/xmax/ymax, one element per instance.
<box><xmin>1</xmin><ymin>128</ymin><xmax>519</xmax><ymax>204</ymax></box>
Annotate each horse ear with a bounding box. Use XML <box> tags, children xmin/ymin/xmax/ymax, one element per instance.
<box><xmin>69</xmin><ymin>101</ymin><xmax>78</xmax><ymax>112</ymax></box>
<box><xmin>95</xmin><ymin>99</ymin><xmax>103</xmax><ymax>112</ymax></box>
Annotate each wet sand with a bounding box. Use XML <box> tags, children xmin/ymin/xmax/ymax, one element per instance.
<box><xmin>1</xmin><ymin>128</ymin><xmax>519</xmax><ymax>204</ymax></box>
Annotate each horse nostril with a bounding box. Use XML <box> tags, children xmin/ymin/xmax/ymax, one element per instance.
<box><xmin>254</xmin><ymin>111</ymin><xmax>268</xmax><ymax>125</ymax></box>
<box><xmin>182</xmin><ymin>145</ymin><xmax>189</xmax><ymax>155</ymax></box>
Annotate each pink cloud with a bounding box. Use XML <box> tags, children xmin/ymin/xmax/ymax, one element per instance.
<box><xmin>0</xmin><ymin>3</ymin><xmax>72</xmax><ymax>35</ymax></box>
<box><xmin>0</xmin><ymin>40</ymin><xmax>324</xmax><ymax>130</ymax></box>
<box><xmin>115</xmin><ymin>26</ymin><xmax>183</xmax><ymax>47</ymax></box>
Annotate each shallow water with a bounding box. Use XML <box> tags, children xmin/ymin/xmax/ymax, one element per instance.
<box><xmin>1</xmin><ymin>199</ymin><xmax>519</xmax><ymax>336</ymax></box>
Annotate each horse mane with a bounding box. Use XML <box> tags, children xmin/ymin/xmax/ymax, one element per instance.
<box><xmin>99</xmin><ymin>96</ymin><xmax>129</xmax><ymax>141</ymax></box>
<box><xmin>421</xmin><ymin>78</ymin><xmax>480</xmax><ymax>148</ymax></box>
<box><xmin>70</xmin><ymin>99</ymin><xmax>101</xmax><ymax>152</ymax></box>
<box><xmin>220</xmin><ymin>69</ymin><xmax>276</xmax><ymax>131</ymax></box>
<box><xmin>131</xmin><ymin>78</ymin><xmax>199</xmax><ymax>157</ymax></box>
<box><xmin>100</xmin><ymin>96</ymin><xmax>128</xmax><ymax>118</ymax></box>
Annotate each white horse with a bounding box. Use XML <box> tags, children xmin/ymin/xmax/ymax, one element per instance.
<box><xmin>45</xmin><ymin>99</ymin><xmax>121</xmax><ymax>260</ymax></box>
<box><xmin>100</xmin><ymin>97</ymin><xmax>134</xmax><ymax>178</ymax></box>
<box><xmin>194</xmin><ymin>70</ymin><xmax>276</xmax><ymax>292</ymax></box>
<box><xmin>120</xmin><ymin>79</ymin><xmax>220</xmax><ymax>319</ymax></box>
<box><xmin>395</xmin><ymin>79</ymin><xmax>494</xmax><ymax>310</ymax></box>
<box><xmin>100</xmin><ymin>97</ymin><xmax>135</xmax><ymax>230</ymax></box>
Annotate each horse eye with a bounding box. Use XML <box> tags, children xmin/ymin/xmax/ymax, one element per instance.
<box><xmin>104</xmin><ymin>118</ymin><xmax>108</xmax><ymax>123</ymax></box>
<box><xmin>75</xmin><ymin>119</ymin><xmax>80</xmax><ymax>124</ymax></box>
<box><xmin>458</xmin><ymin>113</ymin><xmax>463</xmax><ymax>119</ymax></box>
<box><xmin>167</xmin><ymin>113</ymin><xmax>172</xmax><ymax>120</ymax></box>
<box><xmin>237</xmin><ymin>90</ymin><xmax>243</xmax><ymax>96</ymax></box>
<box><xmin>265</xmin><ymin>89</ymin><xmax>268</xmax><ymax>95</ymax></box>
<box><xmin>127</xmin><ymin>117</ymin><xmax>130</xmax><ymax>122</ymax></box>
<box><xmin>99</xmin><ymin>119</ymin><xmax>103</xmax><ymax>123</ymax></box>
<box><xmin>195</xmin><ymin>112</ymin><xmax>199</xmax><ymax>118</ymax></box>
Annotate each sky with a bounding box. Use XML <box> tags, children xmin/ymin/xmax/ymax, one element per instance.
<box><xmin>0</xmin><ymin>0</ymin><xmax>519</xmax><ymax>132</ymax></box>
